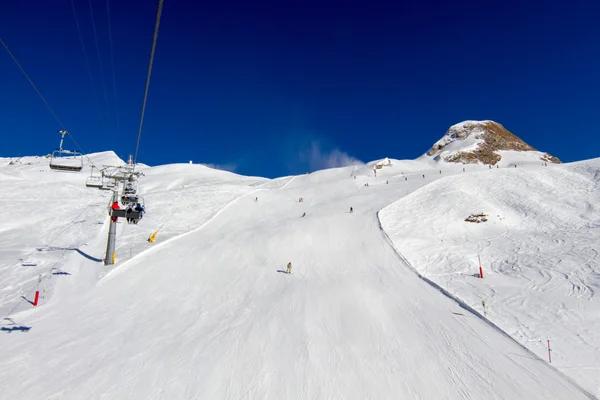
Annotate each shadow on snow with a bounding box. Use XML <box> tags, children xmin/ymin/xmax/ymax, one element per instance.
<box><xmin>36</xmin><ymin>246</ymin><xmax>103</xmax><ymax>263</ymax></box>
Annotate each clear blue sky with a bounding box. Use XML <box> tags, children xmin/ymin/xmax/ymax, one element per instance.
<box><xmin>1</xmin><ymin>0</ymin><xmax>598</xmax><ymax>178</ymax></box>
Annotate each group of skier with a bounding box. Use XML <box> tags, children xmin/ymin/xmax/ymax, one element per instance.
<box><xmin>110</xmin><ymin>200</ymin><xmax>145</xmax><ymax>224</ymax></box>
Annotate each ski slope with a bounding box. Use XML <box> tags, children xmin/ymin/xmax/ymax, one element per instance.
<box><xmin>0</xmin><ymin>153</ymin><xmax>597</xmax><ymax>399</ymax></box>
<box><xmin>380</xmin><ymin>158</ymin><xmax>600</xmax><ymax>395</ymax></box>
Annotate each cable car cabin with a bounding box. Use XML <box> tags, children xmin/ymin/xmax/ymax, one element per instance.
<box><xmin>109</xmin><ymin>199</ymin><xmax>145</xmax><ymax>224</ymax></box>
<box><xmin>49</xmin><ymin>151</ymin><xmax>83</xmax><ymax>172</ymax></box>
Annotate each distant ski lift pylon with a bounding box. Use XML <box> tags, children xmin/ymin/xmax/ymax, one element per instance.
<box><xmin>49</xmin><ymin>130</ymin><xmax>83</xmax><ymax>172</ymax></box>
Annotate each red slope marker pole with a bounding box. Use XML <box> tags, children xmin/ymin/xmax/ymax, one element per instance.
<box><xmin>33</xmin><ymin>274</ymin><xmax>42</xmax><ymax>306</ymax></box>
<box><xmin>548</xmin><ymin>339</ymin><xmax>552</xmax><ymax>363</ymax></box>
<box><xmin>478</xmin><ymin>255</ymin><xmax>484</xmax><ymax>279</ymax></box>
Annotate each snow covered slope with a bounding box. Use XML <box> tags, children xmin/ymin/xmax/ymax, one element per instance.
<box><xmin>381</xmin><ymin>158</ymin><xmax>600</xmax><ymax>395</ymax></box>
<box><xmin>0</xmin><ymin>153</ymin><xmax>269</xmax><ymax>316</ymax></box>
<box><xmin>0</xmin><ymin>153</ymin><xmax>596</xmax><ymax>399</ymax></box>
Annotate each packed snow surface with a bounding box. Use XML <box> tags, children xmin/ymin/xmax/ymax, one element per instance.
<box><xmin>380</xmin><ymin>159</ymin><xmax>600</xmax><ymax>395</ymax></box>
<box><xmin>0</xmin><ymin>152</ymin><xmax>598</xmax><ymax>399</ymax></box>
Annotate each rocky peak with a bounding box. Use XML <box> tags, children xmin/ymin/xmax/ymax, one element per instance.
<box><xmin>426</xmin><ymin>120</ymin><xmax>560</xmax><ymax>165</ymax></box>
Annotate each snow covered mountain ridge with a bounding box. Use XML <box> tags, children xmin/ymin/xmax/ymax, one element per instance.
<box><xmin>424</xmin><ymin>120</ymin><xmax>561</xmax><ymax>166</ymax></box>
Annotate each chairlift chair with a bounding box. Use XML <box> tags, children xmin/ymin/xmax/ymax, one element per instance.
<box><xmin>120</xmin><ymin>179</ymin><xmax>138</xmax><ymax>204</ymax></box>
<box><xmin>49</xmin><ymin>130</ymin><xmax>83</xmax><ymax>172</ymax></box>
<box><xmin>85</xmin><ymin>167</ymin><xmax>103</xmax><ymax>188</ymax></box>
<box><xmin>86</xmin><ymin>175</ymin><xmax>103</xmax><ymax>188</ymax></box>
<box><xmin>121</xmin><ymin>193</ymin><xmax>139</xmax><ymax>205</ymax></box>
<box><xmin>100</xmin><ymin>180</ymin><xmax>115</xmax><ymax>191</ymax></box>
<box><xmin>109</xmin><ymin>197</ymin><xmax>145</xmax><ymax>224</ymax></box>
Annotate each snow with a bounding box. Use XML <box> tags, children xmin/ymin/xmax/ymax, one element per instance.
<box><xmin>380</xmin><ymin>159</ymin><xmax>600</xmax><ymax>395</ymax></box>
<box><xmin>0</xmin><ymin>151</ymin><xmax>598</xmax><ymax>399</ymax></box>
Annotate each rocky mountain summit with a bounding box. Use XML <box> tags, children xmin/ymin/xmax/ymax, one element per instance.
<box><xmin>426</xmin><ymin>120</ymin><xmax>560</xmax><ymax>165</ymax></box>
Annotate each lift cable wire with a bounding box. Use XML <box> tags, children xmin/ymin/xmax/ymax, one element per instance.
<box><xmin>88</xmin><ymin>0</ymin><xmax>113</xmax><ymax>131</ymax></box>
<box><xmin>0</xmin><ymin>36</ymin><xmax>98</xmax><ymax>170</ymax></box>
<box><xmin>70</xmin><ymin>0</ymin><xmax>105</xmax><ymax>132</ymax></box>
<box><xmin>133</xmin><ymin>0</ymin><xmax>164</xmax><ymax>171</ymax></box>
<box><xmin>106</xmin><ymin>0</ymin><xmax>120</xmax><ymax>137</ymax></box>
<box><xmin>0</xmin><ymin>37</ymin><xmax>67</xmax><ymax>130</ymax></box>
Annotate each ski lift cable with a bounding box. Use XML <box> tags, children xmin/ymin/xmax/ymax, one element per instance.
<box><xmin>133</xmin><ymin>0</ymin><xmax>164</xmax><ymax>171</ymax></box>
<box><xmin>106</xmin><ymin>0</ymin><xmax>120</xmax><ymax>137</ymax></box>
<box><xmin>0</xmin><ymin>36</ymin><xmax>68</xmax><ymax>130</ymax></box>
<box><xmin>70</xmin><ymin>0</ymin><xmax>105</xmax><ymax>132</ymax></box>
<box><xmin>87</xmin><ymin>0</ymin><xmax>113</xmax><ymax>130</ymax></box>
<box><xmin>0</xmin><ymin>36</ymin><xmax>100</xmax><ymax>170</ymax></box>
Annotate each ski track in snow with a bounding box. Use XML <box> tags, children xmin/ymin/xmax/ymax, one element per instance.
<box><xmin>380</xmin><ymin>159</ymin><xmax>600</xmax><ymax>396</ymax></box>
<box><xmin>0</xmin><ymin>153</ymin><xmax>598</xmax><ymax>399</ymax></box>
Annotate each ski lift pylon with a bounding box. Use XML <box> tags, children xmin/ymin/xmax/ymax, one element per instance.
<box><xmin>49</xmin><ymin>130</ymin><xmax>83</xmax><ymax>172</ymax></box>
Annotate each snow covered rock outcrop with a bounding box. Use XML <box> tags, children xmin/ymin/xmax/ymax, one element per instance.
<box><xmin>424</xmin><ymin>120</ymin><xmax>561</xmax><ymax>166</ymax></box>
<box><xmin>374</xmin><ymin>157</ymin><xmax>393</xmax><ymax>169</ymax></box>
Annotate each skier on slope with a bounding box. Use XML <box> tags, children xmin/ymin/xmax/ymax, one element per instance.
<box><xmin>286</xmin><ymin>262</ymin><xmax>292</xmax><ymax>274</ymax></box>
<box><xmin>350</xmin><ymin>207</ymin><xmax>353</xmax><ymax>213</ymax></box>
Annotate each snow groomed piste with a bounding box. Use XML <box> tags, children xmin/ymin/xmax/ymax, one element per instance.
<box><xmin>0</xmin><ymin>153</ymin><xmax>598</xmax><ymax>399</ymax></box>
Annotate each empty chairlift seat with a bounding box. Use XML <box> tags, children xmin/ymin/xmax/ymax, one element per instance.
<box><xmin>86</xmin><ymin>175</ymin><xmax>103</xmax><ymax>188</ymax></box>
<box><xmin>49</xmin><ymin>130</ymin><xmax>83</xmax><ymax>172</ymax></box>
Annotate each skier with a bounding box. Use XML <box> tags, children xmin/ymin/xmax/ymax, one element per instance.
<box><xmin>350</xmin><ymin>207</ymin><xmax>353</xmax><ymax>213</ymax></box>
<box><xmin>134</xmin><ymin>203</ymin><xmax>145</xmax><ymax>224</ymax></box>
<box><xmin>286</xmin><ymin>262</ymin><xmax>292</xmax><ymax>274</ymax></box>
<box><xmin>110</xmin><ymin>201</ymin><xmax>120</xmax><ymax>223</ymax></box>
<box><xmin>126</xmin><ymin>204</ymin><xmax>133</xmax><ymax>224</ymax></box>
<box><xmin>255</xmin><ymin>197</ymin><xmax>258</xmax><ymax>201</ymax></box>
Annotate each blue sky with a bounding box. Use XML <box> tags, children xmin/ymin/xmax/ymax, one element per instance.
<box><xmin>1</xmin><ymin>0</ymin><xmax>598</xmax><ymax>178</ymax></box>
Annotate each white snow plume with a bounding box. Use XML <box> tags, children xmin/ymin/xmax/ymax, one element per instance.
<box><xmin>299</xmin><ymin>140</ymin><xmax>363</xmax><ymax>171</ymax></box>
<box><xmin>200</xmin><ymin>162</ymin><xmax>237</xmax><ymax>172</ymax></box>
